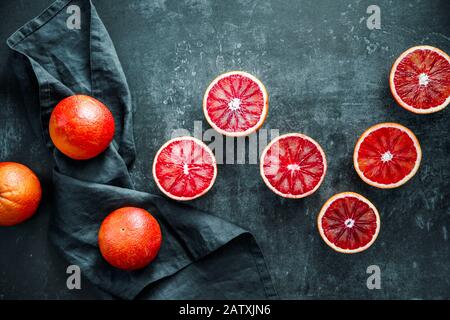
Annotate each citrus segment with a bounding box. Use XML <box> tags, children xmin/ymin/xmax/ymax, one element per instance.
<box><xmin>260</xmin><ymin>133</ymin><xmax>327</xmax><ymax>198</ymax></box>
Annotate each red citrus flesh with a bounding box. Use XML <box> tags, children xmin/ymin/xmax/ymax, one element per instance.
<box><xmin>354</xmin><ymin>123</ymin><xmax>421</xmax><ymax>189</ymax></box>
<box><xmin>152</xmin><ymin>136</ymin><xmax>217</xmax><ymax>201</ymax></box>
<box><xmin>318</xmin><ymin>192</ymin><xmax>380</xmax><ymax>254</ymax></box>
<box><xmin>260</xmin><ymin>133</ymin><xmax>327</xmax><ymax>198</ymax></box>
<box><xmin>203</xmin><ymin>71</ymin><xmax>268</xmax><ymax>137</ymax></box>
<box><xmin>98</xmin><ymin>207</ymin><xmax>162</xmax><ymax>271</ymax></box>
<box><xmin>0</xmin><ymin>162</ymin><xmax>42</xmax><ymax>226</ymax></box>
<box><xmin>49</xmin><ymin>95</ymin><xmax>115</xmax><ymax>160</ymax></box>
<box><xmin>390</xmin><ymin>46</ymin><xmax>450</xmax><ymax>113</ymax></box>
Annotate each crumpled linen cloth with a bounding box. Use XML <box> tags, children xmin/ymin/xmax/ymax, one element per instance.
<box><xmin>7</xmin><ymin>0</ymin><xmax>277</xmax><ymax>299</ymax></box>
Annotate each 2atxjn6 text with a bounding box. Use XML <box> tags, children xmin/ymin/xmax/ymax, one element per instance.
<box><xmin>179</xmin><ymin>304</ymin><xmax>271</xmax><ymax>318</ymax></box>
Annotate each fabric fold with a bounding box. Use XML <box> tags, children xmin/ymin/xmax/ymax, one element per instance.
<box><xmin>7</xmin><ymin>0</ymin><xmax>276</xmax><ymax>300</ymax></box>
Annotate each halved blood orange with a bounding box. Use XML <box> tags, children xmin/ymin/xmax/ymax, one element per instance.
<box><xmin>317</xmin><ymin>192</ymin><xmax>380</xmax><ymax>254</ymax></box>
<box><xmin>390</xmin><ymin>45</ymin><xmax>450</xmax><ymax>114</ymax></box>
<box><xmin>203</xmin><ymin>71</ymin><xmax>268</xmax><ymax>137</ymax></box>
<box><xmin>354</xmin><ymin>123</ymin><xmax>421</xmax><ymax>189</ymax></box>
<box><xmin>260</xmin><ymin>133</ymin><xmax>327</xmax><ymax>198</ymax></box>
<box><xmin>152</xmin><ymin>136</ymin><xmax>217</xmax><ymax>201</ymax></box>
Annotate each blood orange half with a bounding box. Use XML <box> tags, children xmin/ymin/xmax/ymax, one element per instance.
<box><xmin>152</xmin><ymin>136</ymin><xmax>217</xmax><ymax>201</ymax></box>
<box><xmin>203</xmin><ymin>71</ymin><xmax>268</xmax><ymax>137</ymax></box>
<box><xmin>317</xmin><ymin>192</ymin><xmax>380</xmax><ymax>254</ymax></box>
<box><xmin>390</xmin><ymin>45</ymin><xmax>450</xmax><ymax>114</ymax></box>
<box><xmin>260</xmin><ymin>133</ymin><xmax>327</xmax><ymax>198</ymax></box>
<box><xmin>354</xmin><ymin>123</ymin><xmax>421</xmax><ymax>189</ymax></box>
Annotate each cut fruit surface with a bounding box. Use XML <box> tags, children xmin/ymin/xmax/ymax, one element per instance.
<box><xmin>354</xmin><ymin>123</ymin><xmax>421</xmax><ymax>189</ymax></box>
<box><xmin>203</xmin><ymin>71</ymin><xmax>268</xmax><ymax>137</ymax></box>
<box><xmin>152</xmin><ymin>136</ymin><xmax>217</xmax><ymax>201</ymax></box>
<box><xmin>318</xmin><ymin>192</ymin><xmax>380</xmax><ymax>254</ymax></box>
<box><xmin>260</xmin><ymin>133</ymin><xmax>327</xmax><ymax>198</ymax></box>
<box><xmin>390</xmin><ymin>45</ymin><xmax>450</xmax><ymax>114</ymax></box>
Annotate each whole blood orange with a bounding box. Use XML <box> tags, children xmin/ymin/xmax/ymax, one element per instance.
<box><xmin>390</xmin><ymin>45</ymin><xmax>450</xmax><ymax>114</ymax></box>
<box><xmin>317</xmin><ymin>192</ymin><xmax>380</xmax><ymax>254</ymax></box>
<box><xmin>354</xmin><ymin>123</ymin><xmax>421</xmax><ymax>189</ymax></box>
<box><xmin>49</xmin><ymin>95</ymin><xmax>115</xmax><ymax>160</ymax></box>
<box><xmin>203</xmin><ymin>71</ymin><xmax>268</xmax><ymax>137</ymax></box>
<box><xmin>98</xmin><ymin>207</ymin><xmax>162</xmax><ymax>271</ymax></box>
<box><xmin>153</xmin><ymin>136</ymin><xmax>217</xmax><ymax>201</ymax></box>
<box><xmin>260</xmin><ymin>133</ymin><xmax>327</xmax><ymax>198</ymax></box>
<box><xmin>0</xmin><ymin>162</ymin><xmax>42</xmax><ymax>226</ymax></box>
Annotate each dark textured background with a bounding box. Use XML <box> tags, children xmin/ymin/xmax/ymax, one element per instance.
<box><xmin>0</xmin><ymin>0</ymin><xmax>449</xmax><ymax>299</ymax></box>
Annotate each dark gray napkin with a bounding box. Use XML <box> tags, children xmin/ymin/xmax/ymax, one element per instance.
<box><xmin>7</xmin><ymin>0</ymin><xmax>276</xmax><ymax>299</ymax></box>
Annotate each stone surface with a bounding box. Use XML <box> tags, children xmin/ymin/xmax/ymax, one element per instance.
<box><xmin>0</xmin><ymin>0</ymin><xmax>449</xmax><ymax>299</ymax></box>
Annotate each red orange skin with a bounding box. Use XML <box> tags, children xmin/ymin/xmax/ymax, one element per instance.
<box><xmin>98</xmin><ymin>207</ymin><xmax>162</xmax><ymax>271</ymax></box>
<box><xmin>0</xmin><ymin>162</ymin><xmax>42</xmax><ymax>226</ymax></box>
<box><xmin>49</xmin><ymin>95</ymin><xmax>115</xmax><ymax>160</ymax></box>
